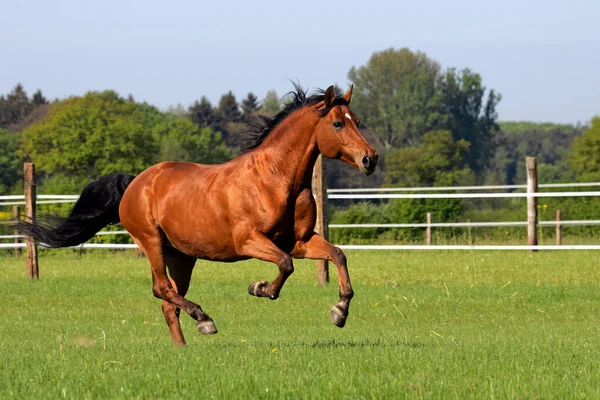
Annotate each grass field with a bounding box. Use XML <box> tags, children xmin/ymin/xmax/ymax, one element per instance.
<box><xmin>1</xmin><ymin>250</ymin><xmax>599</xmax><ymax>399</ymax></box>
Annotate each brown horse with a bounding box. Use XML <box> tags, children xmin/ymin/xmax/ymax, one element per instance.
<box><xmin>16</xmin><ymin>84</ymin><xmax>378</xmax><ymax>345</ymax></box>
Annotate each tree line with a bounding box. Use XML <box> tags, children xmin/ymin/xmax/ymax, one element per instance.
<box><xmin>0</xmin><ymin>47</ymin><xmax>598</xmax><ymax>200</ymax></box>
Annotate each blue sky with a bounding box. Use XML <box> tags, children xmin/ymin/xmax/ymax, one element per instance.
<box><xmin>1</xmin><ymin>0</ymin><xmax>598</xmax><ymax>123</ymax></box>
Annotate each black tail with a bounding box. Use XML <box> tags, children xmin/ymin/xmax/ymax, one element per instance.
<box><xmin>13</xmin><ymin>173</ymin><xmax>135</xmax><ymax>248</ymax></box>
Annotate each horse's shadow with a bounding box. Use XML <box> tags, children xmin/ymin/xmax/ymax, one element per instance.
<box><xmin>212</xmin><ymin>338</ymin><xmax>425</xmax><ymax>350</ymax></box>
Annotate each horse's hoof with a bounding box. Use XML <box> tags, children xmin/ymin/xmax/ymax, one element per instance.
<box><xmin>248</xmin><ymin>280</ymin><xmax>269</xmax><ymax>297</ymax></box>
<box><xmin>196</xmin><ymin>319</ymin><xmax>218</xmax><ymax>335</ymax></box>
<box><xmin>330</xmin><ymin>305</ymin><xmax>347</xmax><ymax>328</ymax></box>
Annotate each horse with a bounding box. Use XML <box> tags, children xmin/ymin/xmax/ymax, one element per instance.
<box><xmin>16</xmin><ymin>84</ymin><xmax>378</xmax><ymax>345</ymax></box>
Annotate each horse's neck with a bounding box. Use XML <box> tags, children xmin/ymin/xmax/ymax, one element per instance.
<box><xmin>253</xmin><ymin>110</ymin><xmax>320</xmax><ymax>192</ymax></box>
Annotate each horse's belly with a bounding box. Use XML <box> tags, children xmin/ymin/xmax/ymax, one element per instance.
<box><xmin>165</xmin><ymin>230</ymin><xmax>243</xmax><ymax>261</ymax></box>
<box><xmin>159</xmin><ymin>216</ymin><xmax>243</xmax><ymax>262</ymax></box>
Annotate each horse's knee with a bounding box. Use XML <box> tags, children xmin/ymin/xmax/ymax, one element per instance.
<box><xmin>152</xmin><ymin>281</ymin><xmax>173</xmax><ymax>300</ymax></box>
<box><xmin>278</xmin><ymin>255</ymin><xmax>294</xmax><ymax>275</ymax></box>
<box><xmin>152</xmin><ymin>285</ymin><xmax>162</xmax><ymax>299</ymax></box>
<box><xmin>332</xmin><ymin>246</ymin><xmax>347</xmax><ymax>265</ymax></box>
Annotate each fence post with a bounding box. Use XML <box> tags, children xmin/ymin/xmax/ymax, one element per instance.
<box><xmin>24</xmin><ymin>162</ymin><xmax>39</xmax><ymax>279</ymax></box>
<box><xmin>526</xmin><ymin>157</ymin><xmax>538</xmax><ymax>252</ymax></box>
<box><xmin>312</xmin><ymin>155</ymin><xmax>329</xmax><ymax>286</ymax></box>
<box><xmin>426</xmin><ymin>212</ymin><xmax>432</xmax><ymax>245</ymax></box>
<box><xmin>13</xmin><ymin>206</ymin><xmax>21</xmax><ymax>257</ymax></box>
<box><xmin>555</xmin><ymin>209</ymin><xmax>562</xmax><ymax>245</ymax></box>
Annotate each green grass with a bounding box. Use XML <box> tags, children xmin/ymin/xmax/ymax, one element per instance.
<box><xmin>1</xmin><ymin>250</ymin><xmax>599</xmax><ymax>399</ymax></box>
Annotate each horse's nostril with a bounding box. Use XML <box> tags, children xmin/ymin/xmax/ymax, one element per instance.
<box><xmin>362</xmin><ymin>156</ymin><xmax>371</xmax><ymax>169</ymax></box>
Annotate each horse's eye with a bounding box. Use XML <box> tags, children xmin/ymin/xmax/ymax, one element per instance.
<box><xmin>332</xmin><ymin>120</ymin><xmax>343</xmax><ymax>130</ymax></box>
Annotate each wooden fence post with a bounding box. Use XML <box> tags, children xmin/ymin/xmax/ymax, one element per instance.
<box><xmin>425</xmin><ymin>212</ymin><xmax>432</xmax><ymax>245</ymax></box>
<box><xmin>13</xmin><ymin>206</ymin><xmax>21</xmax><ymax>257</ymax></box>
<box><xmin>312</xmin><ymin>155</ymin><xmax>329</xmax><ymax>286</ymax></box>
<box><xmin>24</xmin><ymin>162</ymin><xmax>39</xmax><ymax>279</ymax></box>
<box><xmin>526</xmin><ymin>157</ymin><xmax>538</xmax><ymax>252</ymax></box>
<box><xmin>556</xmin><ymin>209</ymin><xmax>562</xmax><ymax>245</ymax></box>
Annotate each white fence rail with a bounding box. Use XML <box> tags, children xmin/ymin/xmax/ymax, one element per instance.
<box><xmin>3</xmin><ymin>181</ymin><xmax>600</xmax><ymax>251</ymax></box>
<box><xmin>328</xmin><ymin>182</ymin><xmax>600</xmax><ymax>193</ymax></box>
<box><xmin>328</xmin><ymin>191</ymin><xmax>600</xmax><ymax>200</ymax></box>
<box><xmin>3</xmin><ymin>242</ymin><xmax>600</xmax><ymax>251</ymax></box>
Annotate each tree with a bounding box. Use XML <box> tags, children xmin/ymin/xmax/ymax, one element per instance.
<box><xmin>490</xmin><ymin>121</ymin><xmax>581</xmax><ymax>184</ymax></box>
<box><xmin>569</xmin><ymin>116</ymin><xmax>600</xmax><ymax>181</ymax></box>
<box><xmin>260</xmin><ymin>90</ymin><xmax>282</xmax><ymax>116</ymax></box>
<box><xmin>241</xmin><ymin>92</ymin><xmax>260</xmax><ymax>122</ymax></box>
<box><xmin>153</xmin><ymin>118</ymin><xmax>233</xmax><ymax>164</ymax></box>
<box><xmin>348</xmin><ymin>48</ymin><xmax>442</xmax><ymax>148</ymax></box>
<box><xmin>217</xmin><ymin>91</ymin><xmax>242</xmax><ymax>123</ymax></box>
<box><xmin>382</xmin><ymin>130</ymin><xmax>473</xmax><ymax>231</ymax></box>
<box><xmin>0</xmin><ymin>83</ymin><xmax>30</xmax><ymax>128</ymax></box>
<box><xmin>347</xmin><ymin>48</ymin><xmax>500</xmax><ymax>181</ymax></box>
<box><xmin>189</xmin><ymin>96</ymin><xmax>217</xmax><ymax>130</ymax></box>
<box><xmin>438</xmin><ymin>68</ymin><xmax>501</xmax><ymax>172</ymax></box>
<box><xmin>384</xmin><ymin>130</ymin><xmax>473</xmax><ymax>187</ymax></box>
<box><xmin>31</xmin><ymin>89</ymin><xmax>48</xmax><ymax>106</ymax></box>
<box><xmin>0</xmin><ymin>129</ymin><xmax>22</xmax><ymax>194</ymax></box>
<box><xmin>21</xmin><ymin>91</ymin><xmax>161</xmax><ymax>179</ymax></box>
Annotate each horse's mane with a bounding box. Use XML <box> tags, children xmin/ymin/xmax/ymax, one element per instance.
<box><xmin>240</xmin><ymin>83</ymin><xmax>349</xmax><ymax>153</ymax></box>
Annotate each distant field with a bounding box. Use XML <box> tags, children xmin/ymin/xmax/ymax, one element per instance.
<box><xmin>1</xmin><ymin>250</ymin><xmax>599</xmax><ymax>399</ymax></box>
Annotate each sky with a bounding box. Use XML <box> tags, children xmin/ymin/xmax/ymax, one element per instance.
<box><xmin>1</xmin><ymin>0</ymin><xmax>599</xmax><ymax>124</ymax></box>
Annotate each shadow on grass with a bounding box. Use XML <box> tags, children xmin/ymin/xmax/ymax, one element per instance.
<box><xmin>211</xmin><ymin>338</ymin><xmax>425</xmax><ymax>350</ymax></box>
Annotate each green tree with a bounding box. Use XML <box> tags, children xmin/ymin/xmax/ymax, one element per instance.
<box><xmin>0</xmin><ymin>83</ymin><xmax>30</xmax><ymax>128</ymax></box>
<box><xmin>348</xmin><ymin>48</ymin><xmax>442</xmax><ymax>148</ymax></box>
<box><xmin>217</xmin><ymin>91</ymin><xmax>242</xmax><ymax>123</ymax></box>
<box><xmin>31</xmin><ymin>89</ymin><xmax>48</xmax><ymax>106</ymax></box>
<box><xmin>438</xmin><ymin>68</ymin><xmax>501</xmax><ymax>172</ymax></box>
<box><xmin>153</xmin><ymin>118</ymin><xmax>233</xmax><ymax>164</ymax></box>
<box><xmin>260</xmin><ymin>90</ymin><xmax>282</xmax><ymax>116</ymax></box>
<box><xmin>241</xmin><ymin>92</ymin><xmax>260</xmax><ymax>122</ymax></box>
<box><xmin>491</xmin><ymin>121</ymin><xmax>582</xmax><ymax>184</ymax></box>
<box><xmin>0</xmin><ymin>129</ymin><xmax>22</xmax><ymax>194</ymax></box>
<box><xmin>21</xmin><ymin>91</ymin><xmax>161</xmax><ymax>179</ymax></box>
<box><xmin>569</xmin><ymin>116</ymin><xmax>600</xmax><ymax>181</ymax></box>
<box><xmin>384</xmin><ymin>130</ymin><xmax>473</xmax><ymax>187</ymax></box>
<box><xmin>189</xmin><ymin>96</ymin><xmax>217</xmax><ymax>130</ymax></box>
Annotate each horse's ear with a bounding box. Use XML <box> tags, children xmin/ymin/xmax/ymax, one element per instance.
<box><xmin>342</xmin><ymin>85</ymin><xmax>353</xmax><ymax>104</ymax></box>
<box><xmin>323</xmin><ymin>85</ymin><xmax>335</xmax><ymax>108</ymax></box>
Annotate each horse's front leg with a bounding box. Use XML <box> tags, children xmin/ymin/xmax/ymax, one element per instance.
<box><xmin>235</xmin><ymin>230</ymin><xmax>294</xmax><ymax>300</ymax></box>
<box><xmin>291</xmin><ymin>233</ymin><xmax>353</xmax><ymax>328</ymax></box>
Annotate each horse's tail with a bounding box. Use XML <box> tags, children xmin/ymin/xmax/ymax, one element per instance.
<box><xmin>13</xmin><ymin>173</ymin><xmax>135</xmax><ymax>248</ymax></box>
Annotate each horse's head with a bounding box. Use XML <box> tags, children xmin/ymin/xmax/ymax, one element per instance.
<box><xmin>314</xmin><ymin>85</ymin><xmax>378</xmax><ymax>175</ymax></box>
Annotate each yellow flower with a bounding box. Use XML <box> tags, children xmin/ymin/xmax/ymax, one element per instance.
<box><xmin>271</xmin><ymin>348</ymin><xmax>278</xmax><ymax>353</ymax></box>
<box><xmin>240</xmin><ymin>339</ymin><xmax>247</xmax><ymax>343</ymax></box>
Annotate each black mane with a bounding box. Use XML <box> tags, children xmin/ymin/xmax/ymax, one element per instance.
<box><xmin>240</xmin><ymin>83</ymin><xmax>348</xmax><ymax>153</ymax></box>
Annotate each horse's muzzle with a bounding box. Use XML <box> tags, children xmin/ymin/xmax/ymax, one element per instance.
<box><xmin>359</xmin><ymin>153</ymin><xmax>378</xmax><ymax>175</ymax></box>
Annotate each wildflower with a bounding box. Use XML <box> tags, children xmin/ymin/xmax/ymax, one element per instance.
<box><xmin>271</xmin><ymin>348</ymin><xmax>278</xmax><ymax>353</ymax></box>
<box><xmin>241</xmin><ymin>339</ymin><xmax>247</xmax><ymax>343</ymax></box>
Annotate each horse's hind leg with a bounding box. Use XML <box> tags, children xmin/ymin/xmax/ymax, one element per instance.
<box><xmin>162</xmin><ymin>247</ymin><xmax>196</xmax><ymax>346</ymax></box>
<box><xmin>132</xmin><ymin>231</ymin><xmax>217</xmax><ymax>337</ymax></box>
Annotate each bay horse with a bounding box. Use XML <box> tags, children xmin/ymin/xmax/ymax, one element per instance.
<box><xmin>16</xmin><ymin>85</ymin><xmax>378</xmax><ymax>345</ymax></box>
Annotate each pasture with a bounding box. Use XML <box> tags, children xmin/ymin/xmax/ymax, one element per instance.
<box><xmin>1</xmin><ymin>250</ymin><xmax>599</xmax><ymax>399</ymax></box>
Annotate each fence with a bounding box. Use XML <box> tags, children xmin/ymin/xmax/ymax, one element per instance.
<box><xmin>4</xmin><ymin>159</ymin><xmax>600</xmax><ymax>281</ymax></box>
